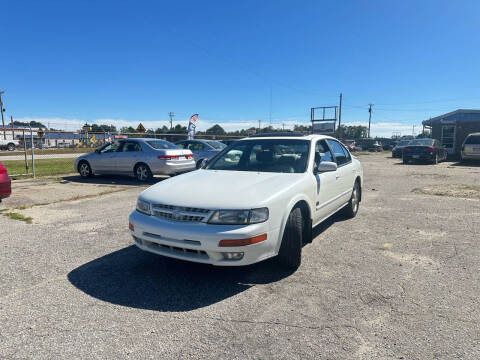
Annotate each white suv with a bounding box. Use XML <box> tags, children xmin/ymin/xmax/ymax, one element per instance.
<box><xmin>129</xmin><ymin>134</ymin><xmax>363</xmax><ymax>269</ymax></box>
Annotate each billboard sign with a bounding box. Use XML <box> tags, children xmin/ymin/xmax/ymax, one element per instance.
<box><xmin>312</xmin><ymin>122</ymin><xmax>335</xmax><ymax>134</ymax></box>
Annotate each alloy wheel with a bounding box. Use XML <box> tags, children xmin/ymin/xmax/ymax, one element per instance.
<box><xmin>136</xmin><ymin>166</ymin><xmax>148</xmax><ymax>181</ymax></box>
<box><xmin>79</xmin><ymin>163</ymin><xmax>90</xmax><ymax>177</ymax></box>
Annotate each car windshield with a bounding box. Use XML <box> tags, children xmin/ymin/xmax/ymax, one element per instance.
<box><xmin>411</xmin><ymin>139</ymin><xmax>434</xmax><ymax>146</ymax></box>
<box><xmin>206</xmin><ymin>140</ymin><xmax>227</xmax><ymax>150</ymax></box>
<box><xmin>146</xmin><ymin>140</ymin><xmax>179</xmax><ymax>149</ymax></box>
<box><xmin>398</xmin><ymin>141</ymin><xmax>411</xmax><ymax>146</ymax></box>
<box><xmin>206</xmin><ymin>139</ymin><xmax>310</xmax><ymax>173</ymax></box>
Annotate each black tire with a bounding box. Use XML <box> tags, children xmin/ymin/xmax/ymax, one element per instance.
<box><xmin>78</xmin><ymin>161</ymin><xmax>93</xmax><ymax>178</ymax></box>
<box><xmin>403</xmin><ymin>157</ymin><xmax>408</xmax><ymax>164</ymax></box>
<box><xmin>342</xmin><ymin>181</ymin><xmax>361</xmax><ymax>219</ymax></box>
<box><xmin>433</xmin><ymin>154</ymin><xmax>438</xmax><ymax>165</ymax></box>
<box><xmin>277</xmin><ymin>207</ymin><xmax>303</xmax><ymax>269</ymax></box>
<box><xmin>134</xmin><ymin>163</ymin><xmax>152</xmax><ymax>182</ymax></box>
<box><xmin>7</xmin><ymin>143</ymin><xmax>15</xmax><ymax>151</ymax></box>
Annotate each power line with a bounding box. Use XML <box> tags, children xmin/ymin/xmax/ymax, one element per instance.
<box><xmin>160</xmin><ymin>26</ymin><xmax>339</xmax><ymax>99</ymax></box>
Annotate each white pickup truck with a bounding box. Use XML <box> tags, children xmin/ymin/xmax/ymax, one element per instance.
<box><xmin>0</xmin><ymin>139</ymin><xmax>20</xmax><ymax>151</ymax></box>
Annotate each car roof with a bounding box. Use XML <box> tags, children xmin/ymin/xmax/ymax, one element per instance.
<box><xmin>466</xmin><ymin>132</ymin><xmax>480</xmax><ymax>136</ymax></box>
<box><xmin>121</xmin><ymin>138</ymin><xmax>168</xmax><ymax>142</ymax></box>
<box><xmin>240</xmin><ymin>133</ymin><xmax>335</xmax><ymax>141</ymax></box>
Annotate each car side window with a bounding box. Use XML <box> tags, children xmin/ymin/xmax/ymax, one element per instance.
<box><xmin>100</xmin><ymin>142</ymin><xmax>120</xmax><ymax>153</ymax></box>
<box><xmin>327</xmin><ymin>139</ymin><xmax>351</xmax><ymax>166</ymax></box>
<box><xmin>176</xmin><ymin>142</ymin><xmax>187</xmax><ymax>149</ymax></box>
<box><xmin>122</xmin><ymin>141</ymin><xmax>142</xmax><ymax>152</ymax></box>
<box><xmin>314</xmin><ymin>140</ymin><xmax>334</xmax><ymax>166</ymax></box>
<box><xmin>189</xmin><ymin>142</ymin><xmax>205</xmax><ymax>151</ymax></box>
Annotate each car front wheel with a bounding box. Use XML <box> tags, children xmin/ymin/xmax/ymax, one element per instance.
<box><xmin>342</xmin><ymin>181</ymin><xmax>360</xmax><ymax>218</ymax></box>
<box><xmin>78</xmin><ymin>161</ymin><xmax>92</xmax><ymax>178</ymax></box>
<box><xmin>277</xmin><ymin>207</ymin><xmax>303</xmax><ymax>269</ymax></box>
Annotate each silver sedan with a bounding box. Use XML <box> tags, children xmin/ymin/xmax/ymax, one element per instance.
<box><xmin>74</xmin><ymin>138</ymin><xmax>196</xmax><ymax>181</ymax></box>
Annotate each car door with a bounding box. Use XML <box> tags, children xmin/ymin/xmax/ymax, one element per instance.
<box><xmin>115</xmin><ymin>140</ymin><xmax>142</xmax><ymax>174</ymax></box>
<box><xmin>326</xmin><ymin>139</ymin><xmax>356</xmax><ymax>207</ymax></box>
<box><xmin>92</xmin><ymin>141</ymin><xmax>121</xmax><ymax>173</ymax></box>
<box><xmin>187</xmin><ymin>141</ymin><xmax>206</xmax><ymax>161</ymax></box>
<box><xmin>312</xmin><ymin>140</ymin><xmax>341</xmax><ymax>223</ymax></box>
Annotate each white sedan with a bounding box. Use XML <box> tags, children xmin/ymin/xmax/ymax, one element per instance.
<box><xmin>129</xmin><ymin>134</ymin><xmax>363</xmax><ymax>269</ymax></box>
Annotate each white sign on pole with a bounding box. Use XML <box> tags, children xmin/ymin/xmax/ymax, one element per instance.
<box><xmin>312</xmin><ymin>122</ymin><xmax>335</xmax><ymax>134</ymax></box>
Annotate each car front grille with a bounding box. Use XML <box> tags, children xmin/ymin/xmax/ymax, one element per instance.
<box><xmin>151</xmin><ymin>203</ymin><xmax>212</xmax><ymax>222</ymax></box>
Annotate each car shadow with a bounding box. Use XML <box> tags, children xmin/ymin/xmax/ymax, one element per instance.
<box><xmin>61</xmin><ymin>174</ymin><xmax>168</xmax><ymax>186</ymax></box>
<box><xmin>68</xmin><ymin>245</ymin><xmax>295</xmax><ymax>312</ymax></box>
<box><xmin>311</xmin><ymin>213</ymin><xmax>347</xmax><ymax>240</ymax></box>
<box><xmin>448</xmin><ymin>161</ymin><xmax>480</xmax><ymax>167</ymax></box>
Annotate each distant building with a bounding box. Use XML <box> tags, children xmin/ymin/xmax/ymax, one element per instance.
<box><xmin>422</xmin><ymin>109</ymin><xmax>480</xmax><ymax>155</ymax></box>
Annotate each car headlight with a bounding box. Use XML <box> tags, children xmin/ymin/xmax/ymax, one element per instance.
<box><xmin>208</xmin><ymin>208</ymin><xmax>269</xmax><ymax>225</ymax></box>
<box><xmin>136</xmin><ymin>199</ymin><xmax>151</xmax><ymax>215</ymax></box>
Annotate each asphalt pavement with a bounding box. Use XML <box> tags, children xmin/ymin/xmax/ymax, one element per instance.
<box><xmin>1</xmin><ymin>154</ymin><xmax>479</xmax><ymax>359</ymax></box>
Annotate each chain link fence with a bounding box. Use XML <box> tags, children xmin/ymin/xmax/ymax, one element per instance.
<box><xmin>0</xmin><ymin>128</ymin><xmax>243</xmax><ymax>179</ymax></box>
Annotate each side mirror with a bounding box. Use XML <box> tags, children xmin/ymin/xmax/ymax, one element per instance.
<box><xmin>314</xmin><ymin>161</ymin><xmax>337</xmax><ymax>174</ymax></box>
<box><xmin>95</xmin><ymin>149</ymin><xmax>100</xmax><ymax>154</ymax></box>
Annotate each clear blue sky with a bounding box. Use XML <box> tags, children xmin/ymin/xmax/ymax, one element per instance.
<box><xmin>2</xmin><ymin>0</ymin><xmax>480</xmax><ymax>136</ymax></box>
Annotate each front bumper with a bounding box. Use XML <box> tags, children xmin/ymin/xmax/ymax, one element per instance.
<box><xmin>0</xmin><ymin>176</ymin><xmax>11</xmax><ymax>199</ymax></box>
<box><xmin>129</xmin><ymin>210</ymin><xmax>280</xmax><ymax>266</ymax></box>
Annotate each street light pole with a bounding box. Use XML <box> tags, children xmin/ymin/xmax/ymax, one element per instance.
<box><xmin>0</xmin><ymin>90</ymin><xmax>6</xmax><ymax>139</ymax></box>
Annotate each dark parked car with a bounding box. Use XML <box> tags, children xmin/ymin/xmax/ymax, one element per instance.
<box><xmin>221</xmin><ymin>139</ymin><xmax>239</xmax><ymax>147</ymax></box>
<box><xmin>402</xmin><ymin>138</ymin><xmax>447</xmax><ymax>164</ymax></box>
<box><xmin>176</xmin><ymin>139</ymin><xmax>226</xmax><ymax>168</ymax></box>
<box><xmin>368</xmin><ymin>141</ymin><xmax>383</xmax><ymax>152</ymax></box>
<box><xmin>392</xmin><ymin>140</ymin><xmax>412</xmax><ymax>158</ymax></box>
<box><xmin>0</xmin><ymin>161</ymin><xmax>12</xmax><ymax>202</ymax></box>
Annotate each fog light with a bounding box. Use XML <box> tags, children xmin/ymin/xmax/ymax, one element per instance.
<box><xmin>222</xmin><ymin>252</ymin><xmax>244</xmax><ymax>260</ymax></box>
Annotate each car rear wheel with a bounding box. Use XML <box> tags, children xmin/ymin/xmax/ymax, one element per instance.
<box><xmin>277</xmin><ymin>207</ymin><xmax>303</xmax><ymax>270</ymax></box>
<box><xmin>7</xmin><ymin>143</ymin><xmax>15</xmax><ymax>151</ymax></box>
<box><xmin>433</xmin><ymin>154</ymin><xmax>438</xmax><ymax>165</ymax></box>
<box><xmin>78</xmin><ymin>161</ymin><xmax>93</xmax><ymax>178</ymax></box>
<box><xmin>135</xmin><ymin>163</ymin><xmax>152</xmax><ymax>182</ymax></box>
<box><xmin>403</xmin><ymin>157</ymin><xmax>408</xmax><ymax>164</ymax></box>
<box><xmin>342</xmin><ymin>181</ymin><xmax>360</xmax><ymax>218</ymax></box>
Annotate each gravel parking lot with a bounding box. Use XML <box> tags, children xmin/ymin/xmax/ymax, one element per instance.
<box><xmin>1</xmin><ymin>153</ymin><xmax>479</xmax><ymax>359</ymax></box>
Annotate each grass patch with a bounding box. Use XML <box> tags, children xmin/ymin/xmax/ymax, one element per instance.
<box><xmin>2</xmin><ymin>158</ymin><xmax>75</xmax><ymax>178</ymax></box>
<box><xmin>4</xmin><ymin>212</ymin><xmax>33</xmax><ymax>224</ymax></box>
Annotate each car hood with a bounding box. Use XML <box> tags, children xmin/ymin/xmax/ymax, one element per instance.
<box><xmin>140</xmin><ymin>169</ymin><xmax>305</xmax><ymax>209</ymax></box>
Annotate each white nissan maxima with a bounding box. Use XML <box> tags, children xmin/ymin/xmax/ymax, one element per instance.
<box><xmin>129</xmin><ymin>133</ymin><xmax>363</xmax><ymax>269</ymax></box>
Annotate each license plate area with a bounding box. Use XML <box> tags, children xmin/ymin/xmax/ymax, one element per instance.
<box><xmin>412</xmin><ymin>155</ymin><xmax>420</xmax><ymax>159</ymax></box>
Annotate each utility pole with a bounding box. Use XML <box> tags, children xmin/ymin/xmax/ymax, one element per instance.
<box><xmin>168</xmin><ymin>112</ymin><xmax>175</xmax><ymax>130</ymax></box>
<box><xmin>412</xmin><ymin>125</ymin><xmax>416</xmax><ymax>137</ymax></box>
<box><xmin>0</xmin><ymin>90</ymin><xmax>5</xmax><ymax>139</ymax></box>
<box><xmin>368</xmin><ymin>103</ymin><xmax>373</xmax><ymax>138</ymax></box>
<box><xmin>337</xmin><ymin>93</ymin><xmax>343</xmax><ymax>136</ymax></box>
<box><xmin>282</xmin><ymin>123</ymin><xmax>285</xmax><ymax>131</ymax></box>
<box><xmin>258</xmin><ymin>120</ymin><xmax>261</xmax><ymax>133</ymax></box>
<box><xmin>10</xmin><ymin>116</ymin><xmax>14</xmax><ymax>141</ymax></box>
<box><xmin>269</xmin><ymin>85</ymin><xmax>272</xmax><ymax>125</ymax></box>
